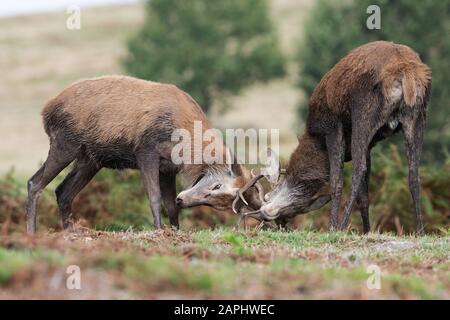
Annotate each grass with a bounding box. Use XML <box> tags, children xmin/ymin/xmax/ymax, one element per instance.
<box><xmin>0</xmin><ymin>246</ymin><xmax>65</xmax><ymax>284</ymax></box>
<box><xmin>0</xmin><ymin>227</ymin><xmax>448</xmax><ymax>299</ymax></box>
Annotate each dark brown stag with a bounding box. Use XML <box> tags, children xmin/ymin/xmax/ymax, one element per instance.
<box><xmin>236</xmin><ymin>41</ymin><xmax>431</xmax><ymax>234</ymax></box>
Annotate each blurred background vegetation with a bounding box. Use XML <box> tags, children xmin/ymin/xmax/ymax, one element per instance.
<box><xmin>123</xmin><ymin>0</ymin><xmax>285</xmax><ymax>112</ymax></box>
<box><xmin>0</xmin><ymin>0</ymin><xmax>448</xmax><ymax>235</ymax></box>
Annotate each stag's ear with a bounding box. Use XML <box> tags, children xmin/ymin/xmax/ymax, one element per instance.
<box><xmin>226</xmin><ymin>148</ymin><xmax>242</xmax><ymax>177</ymax></box>
<box><xmin>263</xmin><ymin>148</ymin><xmax>280</xmax><ymax>187</ymax></box>
<box><xmin>303</xmin><ymin>194</ymin><xmax>331</xmax><ymax>213</ymax></box>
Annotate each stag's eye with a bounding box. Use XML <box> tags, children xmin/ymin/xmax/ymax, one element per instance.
<box><xmin>211</xmin><ymin>183</ymin><xmax>222</xmax><ymax>190</ymax></box>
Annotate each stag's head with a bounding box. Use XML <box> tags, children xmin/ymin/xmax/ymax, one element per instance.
<box><xmin>236</xmin><ymin>148</ymin><xmax>330</xmax><ymax>222</ymax></box>
<box><xmin>176</xmin><ymin>150</ymin><xmax>262</xmax><ymax>212</ymax></box>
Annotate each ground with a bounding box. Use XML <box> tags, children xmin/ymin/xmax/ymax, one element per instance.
<box><xmin>1</xmin><ymin>226</ymin><xmax>448</xmax><ymax>299</ymax></box>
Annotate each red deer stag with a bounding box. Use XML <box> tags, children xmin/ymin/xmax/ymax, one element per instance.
<box><xmin>237</xmin><ymin>41</ymin><xmax>431</xmax><ymax>234</ymax></box>
<box><xmin>26</xmin><ymin>75</ymin><xmax>260</xmax><ymax>233</ymax></box>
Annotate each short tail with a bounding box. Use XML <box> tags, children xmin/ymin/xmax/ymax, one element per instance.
<box><xmin>382</xmin><ymin>58</ymin><xmax>431</xmax><ymax>108</ymax></box>
<box><xmin>401</xmin><ymin>63</ymin><xmax>432</xmax><ymax>107</ymax></box>
<box><xmin>41</xmin><ymin>98</ymin><xmax>65</xmax><ymax>135</ymax></box>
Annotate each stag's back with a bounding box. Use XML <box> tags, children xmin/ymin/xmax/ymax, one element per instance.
<box><xmin>42</xmin><ymin>75</ymin><xmax>210</xmax><ymax>146</ymax></box>
<box><xmin>310</xmin><ymin>41</ymin><xmax>431</xmax><ymax>113</ymax></box>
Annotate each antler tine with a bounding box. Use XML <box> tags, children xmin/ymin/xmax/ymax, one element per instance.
<box><xmin>241</xmin><ymin>208</ymin><xmax>261</xmax><ymax>217</ymax></box>
<box><xmin>232</xmin><ymin>195</ymin><xmax>241</xmax><ymax>214</ymax></box>
<box><xmin>254</xmin><ymin>182</ymin><xmax>266</xmax><ymax>205</ymax></box>
<box><xmin>236</xmin><ymin>207</ymin><xmax>279</xmax><ymax>230</ymax></box>
<box><xmin>240</xmin><ymin>209</ymin><xmax>262</xmax><ymax>228</ymax></box>
<box><xmin>239</xmin><ymin>210</ymin><xmax>277</xmax><ymax>230</ymax></box>
<box><xmin>250</xmin><ymin>168</ymin><xmax>266</xmax><ymax>206</ymax></box>
<box><xmin>242</xmin><ymin>173</ymin><xmax>265</xmax><ymax>197</ymax></box>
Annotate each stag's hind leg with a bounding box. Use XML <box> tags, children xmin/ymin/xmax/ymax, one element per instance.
<box><xmin>55</xmin><ymin>157</ymin><xmax>100</xmax><ymax>230</ymax></box>
<box><xmin>400</xmin><ymin>111</ymin><xmax>426</xmax><ymax>234</ymax></box>
<box><xmin>26</xmin><ymin>138</ymin><xmax>78</xmax><ymax>233</ymax></box>
<box><xmin>339</xmin><ymin>134</ymin><xmax>371</xmax><ymax>231</ymax></box>
<box><xmin>339</xmin><ymin>97</ymin><xmax>391</xmax><ymax>231</ymax></box>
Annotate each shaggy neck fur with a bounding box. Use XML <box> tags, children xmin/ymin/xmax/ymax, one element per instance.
<box><xmin>285</xmin><ymin>132</ymin><xmax>329</xmax><ymax>197</ymax></box>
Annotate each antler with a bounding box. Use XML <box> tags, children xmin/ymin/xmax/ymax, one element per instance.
<box><xmin>232</xmin><ymin>168</ymin><xmax>272</xmax><ymax>228</ymax></box>
<box><xmin>232</xmin><ymin>168</ymin><xmax>266</xmax><ymax>214</ymax></box>
<box><xmin>238</xmin><ymin>208</ymin><xmax>278</xmax><ymax>230</ymax></box>
<box><xmin>232</xmin><ymin>165</ymin><xmax>286</xmax><ymax>230</ymax></box>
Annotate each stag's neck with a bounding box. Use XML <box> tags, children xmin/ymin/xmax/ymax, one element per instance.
<box><xmin>285</xmin><ymin>132</ymin><xmax>329</xmax><ymax>194</ymax></box>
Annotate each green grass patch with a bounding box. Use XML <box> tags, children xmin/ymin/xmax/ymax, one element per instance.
<box><xmin>0</xmin><ymin>247</ymin><xmax>65</xmax><ymax>284</ymax></box>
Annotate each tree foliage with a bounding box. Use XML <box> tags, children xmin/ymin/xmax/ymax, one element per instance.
<box><xmin>124</xmin><ymin>0</ymin><xmax>285</xmax><ymax>112</ymax></box>
<box><xmin>297</xmin><ymin>0</ymin><xmax>450</xmax><ymax>162</ymax></box>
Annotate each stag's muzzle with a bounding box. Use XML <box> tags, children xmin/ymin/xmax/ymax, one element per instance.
<box><xmin>176</xmin><ymin>190</ymin><xmax>205</xmax><ymax>208</ymax></box>
<box><xmin>259</xmin><ymin>205</ymin><xmax>280</xmax><ymax>221</ymax></box>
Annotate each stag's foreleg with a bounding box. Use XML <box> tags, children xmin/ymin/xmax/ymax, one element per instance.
<box><xmin>401</xmin><ymin>110</ymin><xmax>425</xmax><ymax>235</ymax></box>
<box><xmin>160</xmin><ymin>172</ymin><xmax>180</xmax><ymax>229</ymax></box>
<box><xmin>356</xmin><ymin>154</ymin><xmax>371</xmax><ymax>233</ymax></box>
<box><xmin>138</xmin><ymin>152</ymin><xmax>162</xmax><ymax>229</ymax></box>
<box><xmin>326</xmin><ymin>121</ymin><xmax>345</xmax><ymax>231</ymax></box>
